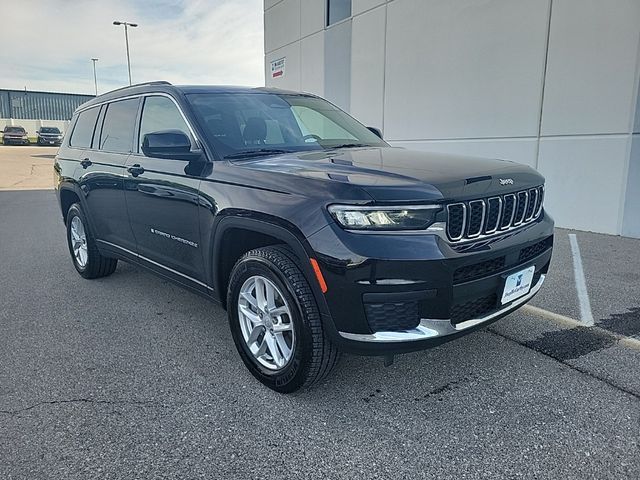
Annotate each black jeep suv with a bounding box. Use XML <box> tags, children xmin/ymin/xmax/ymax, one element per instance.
<box><xmin>54</xmin><ymin>81</ymin><xmax>553</xmax><ymax>392</ymax></box>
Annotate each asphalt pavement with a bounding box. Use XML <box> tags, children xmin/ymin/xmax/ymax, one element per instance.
<box><xmin>1</xmin><ymin>183</ymin><xmax>639</xmax><ymax>478</ymax></box>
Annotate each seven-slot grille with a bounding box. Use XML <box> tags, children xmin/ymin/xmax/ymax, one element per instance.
<box><xmin>447</xmin><ymin>186</ymin><xmax>544</xmax><ymax>241</ymax></box>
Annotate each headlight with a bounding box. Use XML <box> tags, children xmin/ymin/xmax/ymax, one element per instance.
<box><xmin>328</xmin><ymin>204</ymin><xmax>441</xmax><ymax>231</ymax></box>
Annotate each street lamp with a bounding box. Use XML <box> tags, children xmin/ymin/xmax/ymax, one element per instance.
<box><xmin>91</xmin><ymin>58</ymin><xmax>99</xmax><ymax>95</ymax></box>
<box><xmin>112</xmin><ymin>20</ymin><xmax>138</xmax><ymax>85</ymax></box>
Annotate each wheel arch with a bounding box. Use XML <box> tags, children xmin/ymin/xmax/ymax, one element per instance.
<box><xmin>58</xmin><ymin>184</ymin><xmax>83</xmax><ymax>225</ymax></box>
<box><xmin>211</xmin><ymin>214</ymin><xmax>329</xmax><ymax>316</ymax></box>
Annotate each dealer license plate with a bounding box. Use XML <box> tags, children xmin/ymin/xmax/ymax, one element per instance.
<box><xmin>501</xmin><ymin>266</ymin><xmax>535</xmax><ymax>304</ymax></box>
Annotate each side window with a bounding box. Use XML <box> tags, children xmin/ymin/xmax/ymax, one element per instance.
<box><xmin>69</xmin><ymin>107</ymin><xmax>100</xmax><ymax>148</ymax></box>
<box><xmin>327</xmin><ymin>0</ymin><xmax>351</xmax><ymax>26</ymax></box>
<box><xmin>99</xmin><ymin>98</ymin><xmax>139</xmax><ymax>153</ymax></box>
<box><xmin>139</xmin><ymin>96</ymin><xmax>191</xmax><ymax>150</ymax></box>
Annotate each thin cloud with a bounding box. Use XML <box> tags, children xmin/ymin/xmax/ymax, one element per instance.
<box><xmin>0</xmin><ymin>0</ymin><xmax>264</xmax><ymax>94</ymax></box>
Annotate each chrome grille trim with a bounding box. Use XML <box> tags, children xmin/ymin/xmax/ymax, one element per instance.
<box><xmin>534</xmin><ymin>185</ymin><xmax>544</xmax><ymax>218</ymax></box>
<box><xmin>446</xmin><ymin>203</ymin><xmax>467</xmax><ymax>241</ymax></box>
<box><xmin>513</xmin><ymin>191</ymin><xmax>528</xmax><ymax>226</ymax></box>
<box><xmin>501</xmin><ymin>194</ymin><xmax>517</xmax><ymax>230</ymax></box>
<box><xmin>525</xmin><ymin>188</ymin><xmax>538</xmax><ymax>221</ymax></box>
<box><xmin>485</xmin><ymin>197</ymin><xmax>502</xmax><ymax>234</ymax></box>
<box><xmin>466</xmin><ymin>200</ymin><xmax>486</xmax><ymax>238</ymax></box>
<box><xmin>445</xmin><ymin>185</ymin><xmax>545</xmax><ymax>242</ymax></box>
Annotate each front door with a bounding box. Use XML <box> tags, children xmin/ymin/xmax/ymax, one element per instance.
<box><xmin>124</xmin><ymin>95</ymin><xmax>205</xmax><ymax>283</ymax></box>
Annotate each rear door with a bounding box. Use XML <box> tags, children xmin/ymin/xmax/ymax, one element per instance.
<box><xmin>69</xmin><ymin>101</ymin><xmax>137</xmax><ymax>252</ymax></box>
<box><xmin>124</xmin><ymin>94</ymin><xmax>205</xmax><ymax>283</ymax></box>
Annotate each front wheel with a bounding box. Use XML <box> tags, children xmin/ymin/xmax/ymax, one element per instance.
<box><xmin>227</xmin><ymin>246</ymin><xmax>339</xmax><ymax>393</ymax></box>
<box><xmin>66</xmin><ymin>203</ymin><xmax>117</xmax><ymax>279</ymax></box>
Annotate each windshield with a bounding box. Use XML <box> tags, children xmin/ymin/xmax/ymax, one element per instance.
<box><xmin>5</xmin><ymin>127</ymin><xmax>25</xmax><ymax>133</ymax></box>
<box><xmin>41</xmin><ymin>127</ymin><xmax>60</xmax><ymax>134</ymax></box>
<box><xmin>186</xmin><ymin>93</ymin><xmax>386</xmax><ymax>159</ymax></box>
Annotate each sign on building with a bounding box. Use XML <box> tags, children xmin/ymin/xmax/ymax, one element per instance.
<box><xmin>271</xmin><ymin>57</ymin><xmax>286</xmax><ymax>79</ymax></box>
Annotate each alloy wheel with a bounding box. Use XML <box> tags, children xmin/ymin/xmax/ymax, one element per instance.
<box><xmin>70</xmin><ymin>216</ymin><xmax>88</xmax><ymax>268</ymax></box>
<box><xmin>237</xmin><ymin>275</ymin><xmax>295</xmax><ymax>370</ymax></box>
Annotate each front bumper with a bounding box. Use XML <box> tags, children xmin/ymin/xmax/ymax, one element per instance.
<box><xmin>308</xmin><ymin>212</ymin><xmax>554</xmax><ymax>355</ymax></box>
<box><xmin>340</xmin><ymin>273</ymin><xmax>544</xmax><ymax>343</ymax></box>
<box><xmin>38</xmin><ymin>136</ymin><xmax>62</xmax><ymax>145</ymax></box>
<box><xmin>3</xmin><ymin>136</ymin><xmax>29</xmax><ymax>144</ymax></box>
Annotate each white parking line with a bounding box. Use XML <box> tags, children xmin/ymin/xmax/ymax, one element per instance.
<box><xmin>568</xmin><ymin>233</ymin><xmax>594</xmax><ymax>326</ymax></box>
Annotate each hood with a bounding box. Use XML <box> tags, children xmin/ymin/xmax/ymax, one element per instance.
<box><xmin>234</xmin><ymin>147</ymin><xmax>544</xmax><ymax>202</ymax></box>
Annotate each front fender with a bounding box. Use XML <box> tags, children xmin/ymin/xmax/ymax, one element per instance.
<box><xmin>210</xmin><ymin>213</ymin><xmax>332</xmax><ymax>319</ymax></box>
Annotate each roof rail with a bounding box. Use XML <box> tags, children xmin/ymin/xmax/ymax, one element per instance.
<box><xmin>102</xmin><ymin>80</ymin><xmax>172</xmax><ymax>95</ymax></box>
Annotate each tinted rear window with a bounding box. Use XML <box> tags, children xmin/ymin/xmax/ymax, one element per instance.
<box><xmin>99</xmin><ymin>98</ymin><xmax>139</xmax><ymax>153</ymax></box>
<box><xmin>70</xmin><ymin>107</ymin><xmax>100</xmax><ymax>148</ymax></box>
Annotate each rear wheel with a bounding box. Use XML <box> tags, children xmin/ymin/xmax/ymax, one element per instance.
<box><xmin>66</xmin><ymin>203</ymin><xmax>117</xmax><ymax>279</ymax></box>
<box><xmin>227</xmin><ymin>246</ymin><xmax>339</xmax><ymax>393</ymax></box>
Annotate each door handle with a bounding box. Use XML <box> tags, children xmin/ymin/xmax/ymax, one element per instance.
<box><xmin>80</xmin><ymin>158</ymin><xmax>92</xmax><ymax>169</ymax></box>
<box><xmin>127</xmin><ymin>164</ymin><xmax>145</xmax><ymax>177</ymax></box>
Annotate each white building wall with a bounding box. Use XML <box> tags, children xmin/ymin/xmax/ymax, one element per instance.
<box><xmin>350</xmin><ymin>5</ymin><xmax>385</xmax><ymax>129</ymax></box>
<box><xmin>264</xmin><ymin>0</ymin><xmax>640</xmax><ymax>237</ymax></box>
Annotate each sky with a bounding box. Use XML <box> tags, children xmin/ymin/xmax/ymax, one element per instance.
<box><xmin>0</xmin><ymin>0</ymin><xmax>265</xmax><ymax>95</ymax></box>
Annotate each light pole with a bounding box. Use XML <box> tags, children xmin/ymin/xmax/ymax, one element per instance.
<box><xmin>91</xmin><ymin>58</ymin><xmax>99</xmax><ymax>95</ymax></box>
<box><xmin>112</xmin><ymin>20</ymin><xmax>138</xmax><ymax>85</ymax></box>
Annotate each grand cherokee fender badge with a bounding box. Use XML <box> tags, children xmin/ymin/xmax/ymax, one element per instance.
<box><xmin>499</xmin><ymin>178</ymin><xmax>514</xmax><ymax>185</ymax></box>
<box><xmin>150</xmin><ymin>228</ymin><xmax>198</xmax><ymax>248</ymax></box>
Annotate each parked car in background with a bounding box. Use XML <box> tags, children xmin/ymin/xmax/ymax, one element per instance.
<box><xmin>2</xmin><ymin>126</ymin><xmax>30</xmax><ymax>145</ymax></box>
<box><xmin>54</xmin><ymin>81</ymin><xmax>554</xmax><ymax>393</ymax></box>
<box><xmin>37</xmin><ymin>126</ymin><xmax>63</xmax><ymax>146</ymax></box>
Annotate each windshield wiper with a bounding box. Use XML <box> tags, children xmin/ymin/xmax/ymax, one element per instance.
<box><xmin>224</xmin><ymin>148</ymin><xmax>293</xmax><ymax>160</ymax></box>
<box><xmin>327</xmin><ymin>143</ymin><xmax>370</xmax><ymax>150</ymax></box>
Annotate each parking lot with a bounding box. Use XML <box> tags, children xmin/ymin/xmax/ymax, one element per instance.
<box><xmin>1</xmin><ymin>145</ymin><xmax>639</xmax><ymax>479</ymax></box>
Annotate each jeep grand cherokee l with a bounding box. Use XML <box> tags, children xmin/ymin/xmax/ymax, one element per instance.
<box><xmin>54</xmin><ymin>81</ymin><xmax>553</xmax><ymax>393</ymax></box>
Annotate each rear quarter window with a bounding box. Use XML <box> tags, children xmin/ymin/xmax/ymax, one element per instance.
<box><xmin>99</xmin><ymin>98</ymin><xmax>140</xmax><ymax>153</ymax></box>
<box><xmin>70</xmin><ymin>107</ymin><xmax>100</xmax><ymax>148</ymax></box>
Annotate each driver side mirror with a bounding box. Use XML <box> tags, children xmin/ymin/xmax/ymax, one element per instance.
<box><xmin>367</xmin><ymin>126</ymin><xmax>383</xmax><ymax>139</ymax></box>
<box><xmin>142</xmin><ymin>130</ymin><xmax>202</xmax><ymax>161</ymax></box>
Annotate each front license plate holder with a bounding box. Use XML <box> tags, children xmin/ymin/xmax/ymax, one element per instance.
<box><xmin>501</xmin><ymin>266</ymin><xmax>535</xmax><ymax>305</ymax></box>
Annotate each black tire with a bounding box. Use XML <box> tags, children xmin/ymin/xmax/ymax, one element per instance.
<box><xmin>66</xmin><ymin>203</ymin><xmax>117</xmax><ymax>279</ymax></box>
<box><xmin>227</xmin><ymin>246</ymin><xmax>340</xmax><ymax>393</ymax></box>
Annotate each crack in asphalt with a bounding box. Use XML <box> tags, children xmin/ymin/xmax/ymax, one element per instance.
<box><xmin>488</xmin><ymin>329</ymin><xmax>640</xmax><ymax>401</ymax></box>
<box><xmin>0</xmin><ymin>398</ymin><xmax>175</xmax><ymax>417</ymax></box>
